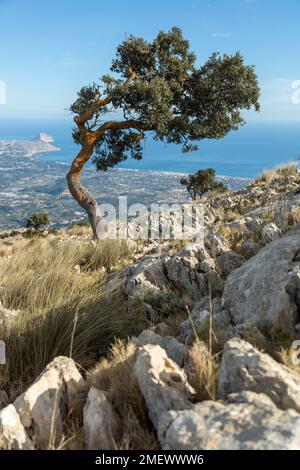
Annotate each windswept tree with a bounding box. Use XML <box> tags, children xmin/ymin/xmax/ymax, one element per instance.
<box><xmin>68</xmin><ymin>27</ymin><xmax>260</xmax><ymax>239</ymax></box>
<box><xmin>180</xmin><ymin>168</ymin><xmax>227</xmax><ymax>200</ymax></box>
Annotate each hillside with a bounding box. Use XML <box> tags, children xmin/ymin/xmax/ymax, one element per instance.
<box><xmin>0</xmin><ymin>163</ymin><xmax>300</xmax><ymax>450</ymax></box>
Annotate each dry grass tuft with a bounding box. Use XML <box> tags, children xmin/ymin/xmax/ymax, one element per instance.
<box><xmin>0</xmin><ymin>290</ymin><xmax>134</xmax><ymax>400</ymax></box>
<box><xmin>256</xmin><ymin>162</ymin><xmax>298</xmax><ymax>184</ymax></box>
<box><xmin>275</xmin><ymin>162</ymin><xmax>298</xmax><ymax>177</ymax></box>
<box><xmin>0</xmin><ymin>238</ymin><xmax>134</xmax><ymax>313</ymax></box>
<box><xmin>89</xmin><ymin>340</ymin><xmax>159</xmax><ymax>450</ymax></box>
<box><xmin>276</xmin><ymin>346</ymin><xmax>300</xmax><ymax>374</ymax></box>
<box><xmin>0</xmin><ymin>237</ymin><xmax>140</xmax><ymax>399</ymax></box>
<box><xmin>187</xmin><ymin>340</ymin><xmax>219</xmax><ymax>401</ymax></box>
<box><xmin>283</xmin><ymin>207</ymin><xmax>300</xmax><ymax>229</ymax></box>
<box><xmin>217</xmin><ymin>225</ymin><xmax>247</xmax><ymax>251</ymax></box>
<box><xmin>223</xmin><ymin>209</ymin><xmax>243</xmax><ymax>223</ymax></box>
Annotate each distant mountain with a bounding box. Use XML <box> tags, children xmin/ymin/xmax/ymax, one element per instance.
<box><xmin>0</xmin><ymin>132</ymin><xmax>60</xmax><ymax>157</ymax></box>
<box><xmin>34</xmin><ymin>132</ymin><xmax>55</xmax><ymax>143</ymax></box>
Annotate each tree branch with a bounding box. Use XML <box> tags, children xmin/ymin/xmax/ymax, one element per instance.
<box><xmin>74</xmin><ymin>67</ymin><xmax>138</xmax><ymax>126</ymax></box>
<box><xmin>75</xmin><ymin>95</ymin><xmax>113</xmax><ymax>125</ymax></box>
<box><xmin>93</xmin><ymin>119</ymin><xmax>149</xmax><ymax>139</ymax></box>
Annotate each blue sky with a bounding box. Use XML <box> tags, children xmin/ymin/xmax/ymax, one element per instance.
<box><xmin>1</xmin><ymin>0</ymin><xmax>300</xmax><ymax>121</ymax></box>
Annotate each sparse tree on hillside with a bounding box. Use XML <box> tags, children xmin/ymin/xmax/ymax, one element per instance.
<box><xmin>26</xmin><ymin>212</ymin><xmax>50</xmax><ymax>230</ymax></box>
<box><xmin>180</xmin><ymin>168</ymin><xmax>227</xmax><ymax>200</ymax></box>
<box><xmin>68</xmin><ymin>27</ymin><xmax>260</xmax><ymax>239</ymax></box>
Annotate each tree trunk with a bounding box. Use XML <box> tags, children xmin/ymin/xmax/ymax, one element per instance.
<box><xmin>66</xmin><ymin>147</ymin><xmax>102</xmax><ymax>240</ymax></box>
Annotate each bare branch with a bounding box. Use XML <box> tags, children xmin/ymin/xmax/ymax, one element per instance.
<box><xmin>75</xmin><ymin>95</ymin><xmax>113</xmax><ymax>125</ymax></box>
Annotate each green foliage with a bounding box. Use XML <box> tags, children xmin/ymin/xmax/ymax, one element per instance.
<box><xmin>26</xmin><ymin>212</ymin><xmax>50</xmax><ymax>230</ymax></box>
<box><xmin>180</xmin><ymin>168</ymin><xmax>228</xmax><ymax>199</ymax></box>
<box><xmin>70</xmin><ymin>27</ymin><xmax>260</xmax><ymax>171</ymax></box>
<box><xmin>132</xmin><ymin>287</ymin><xmax>186</xmax><ymax>318</ymax></box>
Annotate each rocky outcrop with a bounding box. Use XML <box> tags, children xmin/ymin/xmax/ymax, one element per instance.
<box><xmin>164</xmin><ymin>244</ymin><xmax>224</xmax><ymax>300</ymax></box>
<box><xmin>83</xmin><ymin>387</ymin><xmax>120</xmax><ymax>450</ymax></box>
<box><xmin>124</xmin><ymin>228</ymin><xmax>247</xmax><ymax>307</ymax></box>
<box><xmin>133</xmin><ymin>344</ymin><xmax>195</xmax><ymax>429</ymax></box>
<box><xmin>14</xmin><ymin>356</ymin><xmax>83</xmax><ymax>448</ymax></box>
<box><xmin>0</xmin><ymin>405</ymin><xmax>34</xmax><ymax>450</ymax></box>
<box><xmin>134</xmin><ymin>330</ymin><xmax>186</xmax><ymax>367</ymax></box>
<box><xmin>222</xmin><ymin>223</ymin><xmax>300</xmax><ymax>332</ymax></box>
<box><xmin>261</xmin><ymin>222</ymin><xmax>282</xmax><ymax>245</ymax></box>
<box><xmin>158</xmin><ymin>391</ymin><xmax>300</xmax><ymax>450</ymax></box>
<box><xmin>218</xmin><ymin>338</ymin><xmax>300</xmax><ymax>412</ymax></box>
<box><xmin>124</xmin><ymin>256</ymin><xmax>167</xmax><ymax>297</ymax></box>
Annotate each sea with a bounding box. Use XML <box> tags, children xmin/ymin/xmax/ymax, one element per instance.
<box><xmin>1</xmin><ymin>119</ymin><xmax>300</xmax><ymax>178</ymax></box>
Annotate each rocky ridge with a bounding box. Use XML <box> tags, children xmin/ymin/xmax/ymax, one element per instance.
<box><xmin>1</xmin><ymin>169</ymin><xmax>300</xmax><ymax>449</ymax></box>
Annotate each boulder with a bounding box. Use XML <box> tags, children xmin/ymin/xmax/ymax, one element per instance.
<box><xmin>158</xmin><ymin>391</ymin><xmax>300</xmax><ymax>450</ymax></box>
<box><xmin>262</xmin><ymin>222</ymin><xmax>282</xmax><ymax>245</ymax></box>
<box><xmin>133</xmin><ymin>344</ymin><xmax>195</xmax><ymax>429</ymax></box>
<box><xmin>215</xmin><ymin>250</ymin><xmax>245</xmax><ymax>278</ymax></box>
<box><xmin>134</xmin><ymin>330</ymin><xmax>186</xmax><ymax>367</ymax></box>
<box><xmin>124</xmin><ymin>257</ymin><xmax>167</xmax><ymax>297</ymax></box>
<box><xmin>164</xmin><ymin>244</ymin><xmax>223</xmax><ymax>300</ymax></box>
<box><xmin>222</xmin><ymin>223</ymin><xmax>300</xmax><ymax>332</ymax></box>
<box><xmin>124</xmin><ymin>243</ymin><xmax>224</xmax><ymax>304</ymax></box>
<box><xmin>0</xmin><ymin>405</ymin><xmax>34</xmax><ymax>450</ymax></box>
<box><xmin>218</xmin><ymin>338</ymin><xmax>300</xmax><ymax>412</ymax></box>
<box><xmin>204</xmin><ymin>229</ymin><xmax>229</xmax><ymax>258</ymax></box>
<box><xmin>14</xmin><ymin>356</ymin><xmax>83</xmax><ymax>448</ymax></box>
<box><xmin>83</xmin><ymin>387</ymin><xmax>120</xmax><ymax>450</ymax></box>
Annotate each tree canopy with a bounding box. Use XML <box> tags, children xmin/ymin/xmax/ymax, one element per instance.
<box><xmin>67</xmin><ymin>27</ymin><xmax>260</xmax><ymax>238</ymax></box>
<box><xmin>180</xmin><ymin>168</ymin><xmax>227</xmax><ymax>200</ymax></box>
<box><xmin>27</xmin><ymin>212</ymin><xmax>50</xmax><ymax>230</ymax></box>
<box><xmin>70</xmin><ymin>27</ymin><xmax>260</xmax><ymax>171</ymax></box>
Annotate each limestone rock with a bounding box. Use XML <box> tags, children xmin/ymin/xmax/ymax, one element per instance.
<box><xmin>164</xmin><ymin>244</ymin><xmax>223</xmax><ymax>301</ymax></box>
<box><xmin>215</xmin><ymin>250</ymin><xmax>245</xmax><ymax>278</ymax></box>
<box><xmin>14</xmin><ymin>356</ymin><xmax>83</xmax><ymax>448</ymax></box>
<box><xmin>159</xmin><ymin>391</ymin><xmax>300</xmax><ymax>450</ymax></box>
<box><xmin>222</xmin><ymin>223</ymin><xmax>300</xmax><ymax>332</ymax></box>
<box><xmin>134</xmin><ymin>330</ymin><xmax>186</xmax><ymax>367</ymax></box>
<box><xmin>204</xmin><ymin>229</ymin><xmax>229</xmax><ymax>258</ymax></box>
<box><xmin>133</xmin><ymin>344</ymin><xmax>195</xmax><ymax>429</ymax></box>
<box><xmin>83</xmin><ymin>387</ymin><xmax>120</xmax><ymax>450</ymax></box>
<box><xmin>0</xmin><ymin>405</ymin><xmax>34</xmax><ymax>450</ymax></box>
<box><xmin>262</xmin><ymin>222</ymin><xmax>282</xmax><ymax>245</ymax></box>
<box><xmin>218</xmin><ymin>338</ymin><xmax>300</xmax><ymax>412</ymax></box>
<box><xmin>124</xmin><ymin>257</ymin><xmax>167</xmax><ymax>297</ymax></box>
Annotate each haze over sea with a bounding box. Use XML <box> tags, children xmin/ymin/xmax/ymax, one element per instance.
<box><xmin>1</xmin><ymin>119</ymin><xmax>300</xmax><ymax>179</ymax></box>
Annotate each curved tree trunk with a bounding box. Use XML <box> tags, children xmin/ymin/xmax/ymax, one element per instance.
<box><xmin>66</xmin><ymin>146</ymin><xmax>102</xmax><ymax>240</ymax></box>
